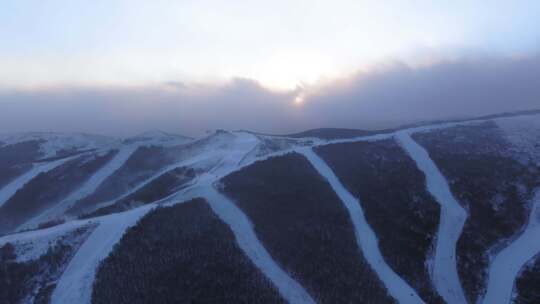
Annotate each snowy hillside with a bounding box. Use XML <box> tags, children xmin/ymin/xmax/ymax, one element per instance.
<box><xmin>1</xmin><ymin>111</ymin><xmax>540</xmax><ymax>304</ymax></box>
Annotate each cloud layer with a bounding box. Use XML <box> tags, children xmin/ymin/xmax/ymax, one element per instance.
<box><xmin>1</xmin><ymin>55</ymin><xmax>539</xmax><ymax>137</ymax></box>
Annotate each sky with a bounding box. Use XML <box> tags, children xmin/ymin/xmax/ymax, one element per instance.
<box><xmin>1</xmin><ymin>1</ymin><xmax>539</xmax><ymax>136</ymax></box>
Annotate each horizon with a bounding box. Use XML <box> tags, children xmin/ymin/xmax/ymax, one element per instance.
<box><xmin>1</xmin><ymin>108</ymin><xmax>539</xmax><ymax>139</ymax></box>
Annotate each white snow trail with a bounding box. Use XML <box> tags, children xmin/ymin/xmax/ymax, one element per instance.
<box><xmin>299</xmin><ymin>148</ymin><xmax>424</xmax><ymax>304</ymax></box>
<box><xmin>190</xmin><ymin>186</ymin><xmax>316</xmax><ymax>304</ymax></box>
<box><xmin>87</xmin><ymin>152</ymin><xmax>222</xmax><ymax>213</ymax></box>
<box><xmin>50</xmin><ymin>205</ymin><xmax>153</xmax><ymax>304</ymax></box>
<box><xmin>396</xmin><ymin>131</ymin><xmax>468</xmax><ymax>304</ymax></box>
<box><xmin>0</xmin><ymin>219</ymin><xmax>90</xmax><ymax>263</ymax></box>
<box><xmin>0</xmin><ymin>220</ymin><xmax>89</xmax><ymax>246</ymax></box>
<box><xmin>19</xmin><ymin>146</ymin><xmax>138</xmax><ymax>230</ymax></box>
<box><xmin>0</xmin><ymin>157</ymin><xmax>76</xmax><ymax>208</ymax></box>
<box><xmin>50</xmin><ymin>132</ymin><xmax>269</xmax><ymax>304</ymax></box>
<box><xmin>482</xmin><ymin>192</ymin><xmax>540</xmax><ymax>304</ymax></box>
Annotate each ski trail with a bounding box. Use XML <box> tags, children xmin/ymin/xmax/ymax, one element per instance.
<box><xmin>0</xmin><ymin>220</ymin><xmax>90</xmax><ymax>262</ymax></box>
<box><xmin>396</xmin><ymin>131</ymin><xmax>468</xmax><ymax>304</ymax></box>
<box><xmin>0</xmin><ymin>157</ymin><xmax>75</xmax><ymax>208</ymax></box>
<box><xmin>88</xmin><ymin>151</ymin><xmax>223</xmax><ymax>213</ymax></box>
<box><xmin>50</xmin><ymin>205</ymin><xmax>153</xmax><ymax>304</ymax></box>
<box><xmin>51</xmin><ymin>132</ymin><xmax>266</xmax><ymax>304</ymax></box>
<box><xmin>19</xmin><ymin>146</ymin><xmax>138</xmax><ymax>230</ymax></box>
<box><xmin>482</xmin><ymin>192</ymin><xmax>540</xmax><ymax>304</ymax></box>
<box><xmin>193</xmin><ymin>186</ymin><xmax>315</xmax><ymax>304</ymax></box>
<box><xmin>299</xmin><ymin>148</ymin><xmax>424</xmax><ymax>304</ymax></box>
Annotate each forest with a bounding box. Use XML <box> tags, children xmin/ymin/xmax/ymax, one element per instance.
<box><xmin>221</xmin><ymin>152</ymin><xmax>395</xmax><ymax>303</ymax></box>
<box><xmin>315</xmin><ymin>139</ymin><xmax>443</xmax><ymax>303</ymax></box>
<box><xmin>92</xmin><ymin>198</ymin><xmax>284</xmax><ymax>304</ymax></box>
<box><xmin>413</xmin><ymin>122</ymin><xmax>540</xmax><ymax>303</ymax></box>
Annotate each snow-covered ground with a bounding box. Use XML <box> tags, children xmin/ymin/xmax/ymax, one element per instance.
<box><xmin>2</xmin><ymin>112</ymin><xmax>540</xmax><ymax>303</ymax></box>
<box><xmin>205</xmin><ymin>132</ymin><xmax>261</xmax><ymax>178</ymax></box>
<box><xmin>88</xmin><ymin>151</ymin><xmax>222</xmax><ymax>213</ymax></box>
<box><xmin>123</xmin><ymin>130</ymin><xmax>192</xmax><ymax>147</ymax></box>
<box><xmin>18</xmin><ymin>146</ymin><xmax>139</xmax><ymax>230</ymax></box>
<box><xmin>162</xmin><ymin>132</ymin><xmax>316</xmax><ymax>303</ymax></box>
<box><xmin>482</xmin><ymin>191</ymin><xmax>540</xmax><ymax>304</ymax></box>
<box><xmin>299</xmin><ymin>148</ymin><xmax>424</xmax><ymax>304</ymax></box>
<box><xmin>89</xmin><ymin>131</ymin><xmax>260</xmax><ymax>212</ymax></box>
<box><xmin>0</xmin><ymin>156</ymin><xmax>76</xmax><ymax>208</ymax></box>
<box><xmin>50</xmin><ymin>205</ymin><xmax>154</xmax><ymax>304</ymax></box>
<box><xmin>0</xmin><ymin>132</ymin><xmax>116</xmax><ymax>158</ymax></box>
<box><xmin>187</xmin><ymin>186</ymin><xmax>315</xmax><ymax>304</ymax></box>
<box><xmin>325</xmin><ymin>132</ymin><xmax>394</xmax><ymax>145</ymax></box>
<box><xmin>50</xmin><ymin>131</ymin><xmax>267</xmax><ymax>304</ymax></box>
<box><xmin>396</xmin><ymin>131</ymin><xmax>468</xmax><ymax>304</ymax></box>
<box><xmin>0</xmin><ymin>220</ymin><xmax>91</xmax><ymax>263</ymax></box>
<box><xmin>495</xmin><ymin>113</ymin><xmax>540</xmax><ymax>164</ymax></box>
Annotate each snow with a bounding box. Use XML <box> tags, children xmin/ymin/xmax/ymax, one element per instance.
<box><xmin>325</xmin><ymin>133</ymin><xmax>394</xmax><ymax>145</ymax></box>
<box><xmin>482</xmin><ymin>191</ymin><xmax>540</xmax><ymax>304</ymax></box>
<box><xmin>49</xmin><ymin>131</ymin><xmax>264</xmax><ymax>304</ymax></box>
<box><xmin>4</xmin><ymin>113</ymin><xmax>539</xmax><ymax>302</ymax></box>
<box><xmin>123</xmin><ymin>130</ymin><xmax>192</xmax><ymax>147</ymax></box>
<box><xmin>396</xmin><ymin>131</ymin><xmax>468</xmax><ymax>304</ymax></box>
<box><xmin>0</xmin><ymin>220</ymin><xmax>91</xmax><ymax>263</ymax></box>
<box><xmin>142</xmin><ymin>131</ymin><xmax>261</xmax><ymax>201</ymax></box>
<box><xmin>239</xmin><ymin>134</ymin><xmax>320</xmax><ymax>165</ymax></box>
<box><xmin>205</xmin><ymin>132</ymin><xmax>260</xmax><ymax>177</ymax></box>
<box><xmin>18</xmin><ymin>146</ymin><xmax>139</xmax><ymax>230</ymax></box>
<box><xmin>298</xmin><ymin>119</ymin><xmax>487</xmax><ymax>147</ymax></box>
<box><xmin>299</xmin><ymin>148</ymin><xmax>424</xmax><ymax>304</ymax></box>
<box><xmin>90</xmin><ymin>131</ymin><xmax>260</xmax><ymax>210</ymax></box>
<box><xmin>0</xmin><ymin>132</ymin><xmax>116</xmax><ymax>158</ymax></box>
<box><xmin>186</xmin><ymin>186</ymin><xmax>316</xmax><ymax>304</ymax></box>
<box><xmin>0</xmin><ymin>156</ymin><xmax>76</xmax><ymax>208</ymax></box>
<box><xmin>495</xmin><ymin>113</ymin><xmax>540</xmax><ymax>164</ymax></box>
<box><xmin>89</xmin><ymin>153</ymin><xmax>222</xmax><ymax>212</ymax></box>
<box><xmin>1</xmin><ymin>131</ymin><xmax>351</xmax><ymax>302</ymax></box>
<box><xmin>46</xmin><ymin>130</ymin><xmax>292</xmax><ymax>303</ymax></box>
<box><xmin>1</xmin><ymin>201</ymin><xmax>155</xmax><ymax>304</ymax></box>
<box><xmin>50</xmin><ymin>205</ymin><xmax>154</xmax><ymax>304</ymax></box>
<box><xmin>158</xmin><ymin>133</ymin><xmax>316</xmax><ymax>303</ymax></box>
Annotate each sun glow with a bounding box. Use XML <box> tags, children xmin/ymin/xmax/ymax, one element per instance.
<box><xmin>294</xmin><ymin>94</ymin><xmax>305</xmax><ymax>104</ymax></box>
<box><xmin>223</xmin><ymin>49</ymin><xmax>348</xmax><ymax>91</ymax></box>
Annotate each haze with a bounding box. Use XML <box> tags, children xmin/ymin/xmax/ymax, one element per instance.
<box><xmin>1</xmin><ymin>1</ymin><xmax>539</xmax><ymax>136</ymax></box>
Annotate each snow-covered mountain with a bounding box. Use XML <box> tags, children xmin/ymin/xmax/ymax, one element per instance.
<box><xmin>1</xmin><ymin>110</ymin><xmax>540</xmax><ymax>304</ymax></box>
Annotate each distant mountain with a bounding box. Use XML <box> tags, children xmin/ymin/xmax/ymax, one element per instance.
<box><xmin>283</xmin><ymin>128</ymin><xmax>378</xmax><ymax>140</ymax></box>
<box><xmin>122</xmin><ymin>130</ymin><xmax>192</xmax><ymax>146</ymax></box>
<box><xmin>1</xmin><ymin>111</ymin><xmax>540</xmax><ymax>303</ymax></box>
<box><xmin>282</xmin><ymin>109</ymin><xmax>540</xmax><ymax>140</ymax></box>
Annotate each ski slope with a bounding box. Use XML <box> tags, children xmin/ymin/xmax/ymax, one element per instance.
<box><xmin>300</xmin><ymin>148</ymin><xmax>424</xmax><ymax>304</ymax></box>
<box><xmin>19</xmin><ymin>146</ymin><xmax>138</xmax><ymax>230</ymax></box>
<box><xmin>0</xmin><ymin>219</ymin><xmax>90</xmax><ymax>262</ymax></box>
<box><xmin>0</xmin><ymin>156</ymin><xmax>76</xmax><ymax>208</ymax></box>
<box><xmin>161</xmin><ymin>132</ymin><xmax>315</xmax><ymax>303</ymax></box>
<box><xmin>192</xmin><ymin>186</ymin><xmax>316</xmax><ymax>304</ymax></box>
<box><xmin>482</xmin><ymin>192</ymin><xmax>540</xmax><ymax>304</ymax></box>
<box><xmin>396</xmin><ymin>131</ymin><xmax>468</xmax><ymax>304</ymax></box>
<box><xmin>50</xmin><ymin>205</ymin><xmax>153</xmax><ymax>304</ymax></box>
<box><xmin>89</xmin><ymin>131</ymin><xmax>259</xmax><ymax>213</ymax></box>
<box><xmin>0</xmin><ymin>132</ymin><xmax>116</xmax><ymax>158</ymax></box>
<box><xmin>50</xmin><ymin>131</ymin><xmax>266</xmax><ymax>304</ymax></box>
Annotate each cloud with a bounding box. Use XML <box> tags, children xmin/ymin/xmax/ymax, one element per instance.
<box><xmin>301</xmin><ymin>54</ymin><xmax>540</xmax><ymax>129</ymax></box>
<box><xmin>0</xmin><ymin>79</ymin><xmax>302</xmax><ymax>136</ymax></box>
<box><xmin>0</xmin><ymin>55</ymin><xmax>539</xmax><ymax>137</ymax></box>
